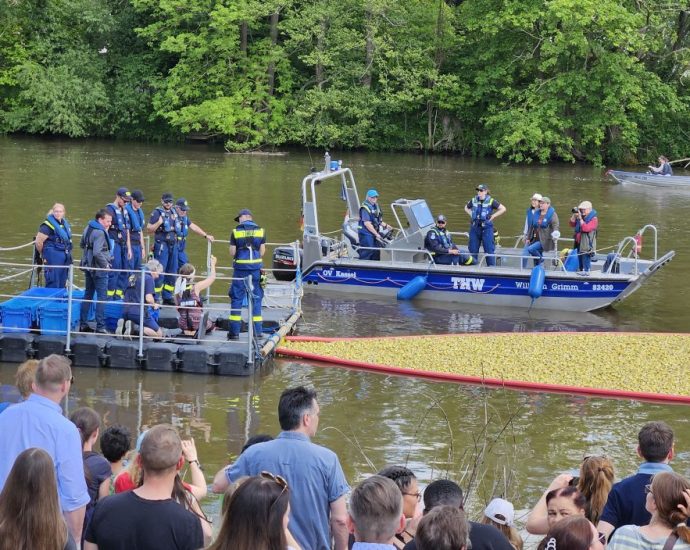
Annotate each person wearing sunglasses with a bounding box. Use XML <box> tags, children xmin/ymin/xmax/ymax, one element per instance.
<box><xmin>464</xmin><ymin>184</ymin><xmax>506</xmax><ymax>266</ymax></box>
<box><xmin>608</xmin><ymin>472</ymin><xmax>690</xmax><ymax>550</ymax></box>
<box><xmin>425</xmin><ymin>215</ymin><xmax>475</xmax><ymax>266</ymax></box>
<box><xmin>147</xmin><ymin>192</ymin><xmax>179</xmax><ymax>304</ymax></box>
<box><xmin>378</xmin><ymin>465</ymin><xmax>422</xmax><ymax>548</ymax></box>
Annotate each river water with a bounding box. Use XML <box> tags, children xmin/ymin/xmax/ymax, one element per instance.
<box><xmin>1</xmin><ymin>136</ymin><xmax>689</xmax><ymax>519</ymax></box>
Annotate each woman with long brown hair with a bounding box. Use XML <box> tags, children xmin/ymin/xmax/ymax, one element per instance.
<box><xmin>0</xmin><ymin>448</ymin><xmax>77</xmax><ymax>550</ymax></box>
<box><xmin>537</xmin><ymin>515</ymin><xmax>604</xmax><ymax>550</ymax></box>
<box><xmin>577</xmin><ymin>455</ymin><xmax>614</xmax><ymax>525</ymax></box>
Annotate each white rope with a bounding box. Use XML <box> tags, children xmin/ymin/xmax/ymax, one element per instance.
<box><xmin>0</xmin><ymin>241</ymin><xmax>35</xmax><ymax>252</ymax></box>
<box><xmin>0</xmin><ymin>268</ymin><xmax>34</xmax><ymax>282</ymax></box>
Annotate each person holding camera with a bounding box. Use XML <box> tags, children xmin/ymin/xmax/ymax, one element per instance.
<box><xmin>524</xmin><ymin>197</ymin><xmax>559</xmax><ymax>265</ymax></box>
<box><xmin>569</xmin><ymin>201</ymin><xmax>598</xmax><ymax>274</ymax></box>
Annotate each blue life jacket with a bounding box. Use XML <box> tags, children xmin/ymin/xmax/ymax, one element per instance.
<box><xmin>428</xmin><ymin>227</ymin><xmax>453</xmax><ymax>251</ymax></box>
<box><xmin>525</xmin><ymin>206</ymin><xmax>540</xmax><ymax>228</ymax></box>
<box><xmin>232</xmin><ymin>221</ymin><xmax>265</xmax><ymax>270</ymax></box>
<box><xmin>176</xmin><ymin>216</ymin><xmax>190</xmax><ymax>242</ymax></box>
<box><xmin>471</xmin><ymin>196</ymin><xmax>495</xmax><ymax>223</ymax></box>
<box><xmin>358</xmin><ymin>200</ymin><xmax>382</xmax><ymax>233</ymax></box>
<box><xmin>126</xmin><ymin>203</ymin><xmax>145</xmax><ymax>234</ymax></box>
<box><xmin>533</xmin><ymin>207</ymin><xmax>555</xmax><ymax>229</ymax></box>
<box><xmin>154</xmin><ymin>206</ymin><xmax>176</xmax><ymax>237</ymax></box>
<box><xmin>43</xmin><ymin>215</ymin><xmax>72</xmax><ymax>251</ymax></box>
<box><xmin>107</xmin><ymin>202</ymin><xmax>131</xmax><ymax>242</ymax></box>
<box><xmin>80</xmin><ymin>219</ymin><xmax>114</xmax><ymax>259</ymax></box>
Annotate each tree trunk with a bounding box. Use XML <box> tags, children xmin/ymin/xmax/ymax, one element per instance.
<box><xmin>267</xmin><ymin>11</ymin><xmax>279</xmax><ymax>96</ymax></box>
<box><xmin>363</xmin><ymin>8</ymin><xmax>373</xmax><ymax>88</ymax></box>
<box><xmin>240</xmin><ymin>22</ymin><xmax>248</xmax><ymax>55</ymax></box>
<box><xmin>316</xmin><ymin>18</ymin><xmax>326</xmax><ymax>89</ymax></box>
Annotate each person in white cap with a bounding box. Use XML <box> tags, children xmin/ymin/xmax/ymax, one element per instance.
<box><xmin>569</xmin><ymin>201</ymin><xmax>598</xmax><ymax>273</ymax></box>
<box><xmin>524</xmin><ymin>197</ymin><xmax>559</xmax><ymax>265</ymax></box>
<box><xmin>523</xmin><ymin>193</ymin><xmax>543</xmax><ymax>245</ymax></box>
<box><xmin>481</xmin><ymin>498</ymin><xmax>523</xmax><ymax>550</ymax></box>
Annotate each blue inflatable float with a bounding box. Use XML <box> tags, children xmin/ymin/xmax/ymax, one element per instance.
<box><xmin>397</xmin><ymin>275</ymin><xmax>427</xmax><ymax>300</ymax></box>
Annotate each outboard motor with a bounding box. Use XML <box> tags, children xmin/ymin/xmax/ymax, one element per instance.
<box><xmin>272</xmin><ymin>246</ymin><xmax>302</xmax><ymax>281</ymax></box>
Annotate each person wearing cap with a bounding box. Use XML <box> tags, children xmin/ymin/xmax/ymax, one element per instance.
<box><xmin>464</xmin><ymin>184</ymin><xmax>506</xmax><ymax>266</ymax></box>
<box><xmin>358</xmin><ymin>189</ymin><xmax>390</xmax><ymax>261</ymax></box>
<box><xmin>481</xmin><ymin>498</ymin><xmax>523</xmax><ymax>550</ymax></box>
<box><xmin>147</xmin><ymin>192</ymin><xmax>179</xmax><ymax>304</ymax></box>
<box><xmin>569</xmin><ymin>200</ymin><xmax>598</xmax><ymax>273</ymax></box>
<box><xmin>105</xmin><ymin>188</ymin><xmax>133</xmax><ymax>299</ymax></box>
<box><xmin>125</xmin><ymin>190</ymin><xmax>146</xmax><ymax>271</ymax></box>
<box><xmin>227</xmin><ymin>209</ymin><xmax>265</xmax><ymax>340</ymax></box>
<box><xmin>524</xmin><ymin>193</ymin><xmax>543</xmax><ymax>245</ymax></box>
<box><xmin>173</xmin><ymin>198</ymin><xmax>215</xmax><ymax>269</ymax></box>
<box><xmin>35</xmin><ymin>203</ymin><xmax>73</xmax><ymax>288</ymax></box>
<box><xmin>424</xmin><ymin>215</ymin><xmax>475</xmax><ymax>266</ymax></box>
<box><xmin>524</xmin><ymin>196</ymin><xmax>560</xmax><ymax>265</ymax></box>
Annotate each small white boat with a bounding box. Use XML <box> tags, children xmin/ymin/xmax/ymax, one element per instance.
<box><xmin>607</xmin><ymin>170</ymin><xmax>690</xmax><ymax>188</ymax></box>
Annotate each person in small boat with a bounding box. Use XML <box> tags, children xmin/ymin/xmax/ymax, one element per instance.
<box><xmin>175</xmin><ymin>256</ymin><xmax>217</xmax><ymax>336</ymax></box>
<box><xmin>522</xmin><ymin>193</ymin><xmax>542</xmax><ymax>268</ymax></box>
<box><xmin>464</xmin><ymin>184</ymin><xmax>506</xmax><ymax>266</ymax></box>
<box><xmin>358</xmin><ymin>189</ymin><xmax>391</xmax><ymax>261</ymax></box>
<box><xmin>35</xmin><ymin>203</ymin><xmax>73</xmax><ymax>288</ymax></box>
<box><xmin>118</xmin><ymin>259</ymin><xmax>163</xmax><ymax>339</ymax></box>
<box><xmin>105</xmin><ymin>187</ymin><xmax>132</xmax><ymax>300</ymax></box>
<box><xmin>524</xmin><ymin>197</ymin><xmax>560</xmax><ymax>265</ymax></box>
<box><xmin>569</xmin><ymin>201</ymin><xmax>598</xmax><ymax>273</ymax></box>
<box><xmin>648</xmin><ymin>156</ymin><xmax>673</xmax><ymax>176</ymax></box>
<box><xmin>174</xmin><ymin>198</ymin><xmax>215</xmax><ymax>271</ymax></box>
<box><xmin>125</xmin><ymin>190</ymin><xmax>147</xmax><ymax>271</ymax></box>
<box><xmin>424</xmin><ymin>215</ymin><xmax>474</xmax><ymax>265</ymax></box>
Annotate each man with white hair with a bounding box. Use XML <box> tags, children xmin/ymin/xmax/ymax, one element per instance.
<box><xmin>117</xmin><ymin>259</ymin><xmax>164</xmax><ymax>338</ymax></box>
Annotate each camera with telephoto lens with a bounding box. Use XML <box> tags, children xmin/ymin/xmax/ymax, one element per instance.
<box><xmin>571</xmin><ymin>207</ymin><xmax>579</xmax><ymax>214</ymax></box>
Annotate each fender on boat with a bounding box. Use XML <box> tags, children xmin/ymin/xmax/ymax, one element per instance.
<box><xmin>528</xmin><ymin>264</ymin><xmax>545</xmax><ymax>299</ymax></box>
<box><xmin>397</xmin><ymin>275</ymin><xmax>427</xmax><ymax>300</ymax></box>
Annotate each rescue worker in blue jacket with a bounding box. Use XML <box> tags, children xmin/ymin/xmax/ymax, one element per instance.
<box><xmin>464</xmin><ymin>184</ymin><xmax>506</xmax><ymax>266</ymax></box>
<box><xmin>424</xmin><ymin>215</ymin><xmax>475</xmax><ymax>266</ymax></box>
<box><xmin>174</xmin><ymin>198</ymin><xmax>215</xmax><ymax>269</ymax></box>
<box><xmin>227</xmin><ymin>209</ymin><xmax>265</xmax><ymax>341</ymax></box>
<box><xmin>34</xmin><ymin>203</ymin><xmax>72</xmax><ymax>288</ymax></box>
<box><xmin>358</xmin><ymin>189</ymin><xmax>390</xmax><ymax>261</ymax></box>
<box><xmin>105</xmin><ymin>187</ymin><xmax>133</xmax><ymax>299</ymax></box>
<box><xmin>125</xmin><ymin>189</ymin><xmax>147</xmax><ymax>271</ymax></box>
<box><xmin>147</xmin><ymin>192</ymin><xmax>178</xmax><ymax>305</ymax></box>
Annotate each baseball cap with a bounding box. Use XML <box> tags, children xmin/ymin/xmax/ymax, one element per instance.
<box><xmin>161</xmin><ymin>192</ymin><xmax>174</xmax><ymax>202</ymax></box>
<box><xmin>476</xmin><ymin>184</ymin><xmax>488</xmax><ymax>191</ymax></box>
<box><xmin>117</xmin><ymin>187</ymin><xmax>131</xmax><ymax>201</ymax></box>
<box><xmin>436</xmin><ymin>214</ymin><xmax>447</xmax><ymax>223</ymax></box>
<box><xmin>540</xmin><ymin>196</ymin><xmax>551</xmax><ymax>204</ymax></box>
<box><xmin>176</xmin><ymin>198</ymin><xmax>190</xmax><ymax>211</ymax></box>
<box><xmin>234</xmin><ymin>208</ymin><xmax>253</xmax><ymax>222</ymax></box>
<box><xmin>484</xmin><ymin>498</ymin><xmax>515</xmax><ymax>526</ymax></box>
<box><xmin>131</xmin><ymin>190</ymin><xmax>145</xmax><ymax>203</ymax></box>
<box><xmin>366</xmin><ymin>189</ymin><xmax>379</xmax><ymax>198</ymax></box>
<box><xmin>531</xmin><ymin>193</ymin><xmax>543</xmax><ymax>201</ymax></box>
<box><xmin>578</xmin><ymin>201</ymin><xmax>592</xmax><ymax>210</ymax></box>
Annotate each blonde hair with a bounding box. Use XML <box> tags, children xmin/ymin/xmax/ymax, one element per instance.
<box><xmin>480</xmin><ymin>516</ymin><xmax>523</xmax><ymax>550</ymax></box>
<box><xmin>577</xmin><ymin>455</ymin><xmax>614</xmax><ymax>525</ymax></box>
<box><xmin>46</xmin><ymin>203</ymin><xmax>66</xmax><ymax>218</ymax></box>
<box><xmin>15</xmin><ymin>360</ymin><xmax>38</xmax><ymax>399</ymax></box>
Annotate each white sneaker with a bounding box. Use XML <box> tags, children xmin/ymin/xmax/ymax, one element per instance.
<box><xmin>115</xmin><ymin>318</ymin><xmax>124</xmax><ymax>338</ymax></box>
<box><xmin>124</xmin><ymin>320</ymin><xmax>132</xmax><ymax>340</ymax></box>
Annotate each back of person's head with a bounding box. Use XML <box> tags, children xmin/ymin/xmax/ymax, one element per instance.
<box><xmin>537</xmin><ymin>516</ymin><xmax>596</xmax><ymax>550</ymax></box>
<box><xmin>416</xmin><ymin>505</ymin><xmax>469</xmax><ymax>550</ymax></box>
<box><xmin>278</xmin><ymin>386</ymin><xmax>317</xmax><ymax>431</ymax></box>
<box><xmin>377</xmin><ymin>465</ymin><xmax>416</xmax><ymax>493</ymax></box>
<box><xmin>0</xmin><ymin>448</ymin><xmax>67</xmax><ymax>550</ymax></box>
<box><xmin>34</xmin><ymin>354</ymin><xmax>71</xmax><ymax>393</ymax></box>
<box><xmin>349</xmin><ymin>475</ymin><xmax>403</xmax><ymax>543</ymax></box>
<box><xmin>100</xmin><ymin>425</ymin><xmax>132</xmax><ymax>463</ymax></box>
<box><xmin>209</xmin><ymin>474</ymin><xmax>289</xmax><ymax>550</ymax></box>
<box><xmin>482</xmin><ymin>498</ymin><xmax>523</xmax><ymax>550</ymax></box>
<box><xmin>577</xmin><ymin>455</ymin><xmax>614</xmax><ymax>525</ymax></box>
<box><xmin>638</xmin><ymin>421</ymin><xmax>674</xmax><ymax>462</ymax></box>
<box><xmin>178</xmin><ymin>263</ymin><xmax>196</xmax><ymax>277</ymax></box>
<box><xmin>649</xmin><ymin>471</ymin><xmax>690</xmax><ymax>542</ymax></box>
<box><xmin>139</xmin><ymin>424</ymin><xmax>182</xmax><ymax>476</ymax></box>
<box><xmin>69</xmin><ymin>407</ymin><xmax>101</xmax><ymax>447</ymax></box>
<box><xmin>145</xmin><ymin>258</ymin><xmax>164</xmax><ymax>274</ymax></box>
<box><xmin>14</xmin><ymin>359</ymin><xmax>38</xmax><ymax>399</ymax></box>
<box><xmin>424</xmin><ymin>479</ymin><xmax>464</xmax><ymax>512</ymax></box>
<box><xmin>242</xmin><ymin>434</ymin><xmax>273</xmax><ymax>454</ymax></box>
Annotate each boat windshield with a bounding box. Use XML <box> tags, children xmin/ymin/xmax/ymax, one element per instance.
<box><xmin>410</xmin><ymin>201</ymin><xmax>434</xmax><ymax>228</ymax></box>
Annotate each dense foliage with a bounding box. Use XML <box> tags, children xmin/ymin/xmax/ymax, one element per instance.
<box><xmin>0</xmin><ymin>0</ymin><xmax>688</xmax><ymax>164</ymax></box>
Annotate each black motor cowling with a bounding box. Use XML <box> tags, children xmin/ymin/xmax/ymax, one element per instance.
<box><xmin>272</xmin><ymin>246</ymin><xmax>302</xmax><ymax>281</ymax></box>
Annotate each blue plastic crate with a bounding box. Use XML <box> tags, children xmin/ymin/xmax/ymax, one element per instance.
<box><xmin>38</xmin><ymin>298</ymin><xmax>82</xmax><ymax>336</ymax></box>
<box><xmin>104</xmin><ymin>300</ymin><xmax>124</xmax><ymax>331</ymax></box>
<box><xmin>0</xmin><ymin>288</ymin><xmax>66</xmax><ymax>334</ymax></box>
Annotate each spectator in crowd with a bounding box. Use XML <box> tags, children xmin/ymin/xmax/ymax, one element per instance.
<box><xmin>598</xmin><ymin>422</ymin><xmax>675</xmax><ymax>540</ymax></box>
<box><xmin>85</xmin><ymin>424</ymin><xmax>209</xmax><ymax>550</ymax></box>
<box><xmin>69</xmin><ymin>407</ymin><xmax>112</xmax><ymax>542</ymax></box>
<box><xmin>608</xmin><ymin>471</ymin><xmax>690</xmax><ymax>550</ymax></box>
<box><xmin>403</xmin><ymin>479</ymin><xmax>513</xmax><ymax>550</ymax></box>
<box><xmin>0</xmin><ymin>354</ymin><xmax>88</xmax><ymax>543</ymax></box>
<box><xmin>577</xmin><ymin>455</ymin><xmax>615</xmax><ymax>526</ymax></box>
<box><xmin>527</xmin><ymin>484</ymin><xmax>587</xmax><ymax>534</ymax></box>
<box><xmin>0</xmin><ymin>359</ymin><xmax>38</xmax><ymax>414</ymax></box>
<box><xmin>0</xmin><ymin>448</ymin><xmax>78</xmax><ymax>550</ymax></box>
<box><xmin>100</xmin><ymin>425</ymin><xmax>132</xmax><ymax>493</ymax></box>
<box><xmin>348</xmin><ymin>475</ymin><xmax>405</xmax><ymax>549</ymax></box>
<box><xmin>482</xmin><ymin>498</ymin><xmax>523</xmax><ymax>550</ymax></box>
<box><xmin>214</xmin><ymin>386</ymin><xmax>350</xmax><ymax>550</ymax></box>
<box><xmin>415</xmin><ymin>505</ymin><xmax>469</xmax><ymax>550</ymax></box>
<box><xmin>242</xmin><ymin>434</ymin><xmax>274</xmax><ymax>454</ymax></box>
<box><xmin>537</xmin><ymin>516</ymin><xmax>605</xmax><ymax>550</ymax></box>
<box><xmin>208</xmin><ymin>472</ymin><xmax>298</xmax><ymax>550</ymax></box>
<box><xmin>378</xmin><ymin>465</ymin><xmax>422</xmax><ymax>547</ymax></box>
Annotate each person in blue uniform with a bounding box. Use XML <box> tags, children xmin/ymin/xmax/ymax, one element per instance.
<box><xmin>424</xmin><ymin>215</ymin><xmax>475</xmax><ymax>266</ymax></box>
<box><xmin>174</xmin><ymin>198</ymin><xmax>215</xmax><ymax>269</ymax></box>
<box><xmin>464</xmin><ymin>184</ymin><xmax>506</xmax><ymax>266</ymax></box>
<box><xmin>35</xmin><ymin>203</ymin><xmax>72</xmax><ymax>288</ymax></box>
<box><xmin>147</xmin><ymin>192</ymin><xmax>178</xmax><ymax>305</ymax></box>
<box><xmin>357</xmin><ymin>189</ymin><xmax>390</xmax><ymax>261</ymax></box>
<box><xmin>118</xmin><ymin>259</ymin><xmax>163</xmax><ymax>339</ymax></box>
<box><xmin>125</xmin><ymin>190</ymin><xmax>146</xmax><ymax>271</ymax></box>
<box><xmin>227</xmin><ymin>209</ymin><xmax>265</xmax><ymax>341</ymax></box>
<box><xmin>105</xmin><ymin>187</ymin><xmax>132</xmax><ymax>299</ymax></box>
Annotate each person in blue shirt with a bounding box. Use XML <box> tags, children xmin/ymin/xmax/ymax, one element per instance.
<box><xmin>173</xmin><ymin>198</ymin><xmax>215</xmax><ymax>270</ymax></box>
<box><xmin>125</xmin><ymin>190</ymin><xmax>147</xmax><ymax>271</ymax></box>
<box><xmin>648</xmin><ymin>156</ymin><xmax>673</xmax><ymax>176</ymax></box>
<box><xmin>358</xmin><ymin>189</ymin><xmax>391</xmax><ymax>261</ymax></box>
<box><xmin>348</xmin><ymin>476</ymin><xmax>406</xmax><ymax>550</ymax></box>
<box><xmin>424</xmin><ymin>215</ymin><xmax>474</xmax><ymax>266</ymax></box>
<box><xmin>105</xmin><ymin>187</ymin><xmax>132</xmax><ymax>299</ymax></box>
<box><xmin>35</xmin><ymin>203</ymin><xmax>73</xmax><ymax>288</ymax></box>
<box><xmin>147</xmin><ymin>192</ymin><xmax>178</xmax><ymax>304</ymax></box>
<box><xmin>464</xmin><ymin>184</ymin><xmax>506</xmax><ymax>266</ymax></box>
<box><xmin>119</xmin><ymin>259</ymin><xmax>164</xmax><ymax>339</ymax></box>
